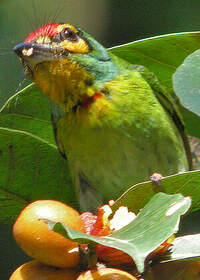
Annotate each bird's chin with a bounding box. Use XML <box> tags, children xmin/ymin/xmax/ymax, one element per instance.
<box><xmin>21</xmin><ymin>58</ymin><xmax>52</xmax><ymax>79</ymax></box>
<box><xmin>21</xmin><ymin>60</ymin><xmax>35</xmax><ymax>78</ymax></box>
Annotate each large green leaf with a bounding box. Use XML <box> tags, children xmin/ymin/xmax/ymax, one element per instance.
<box><xmin>0</xmin><ymin>83</ymin><xmax>54</xmax><ymax>144</ymax></box>
<box><xmin>46</xmin><ymin>193</ymin><xmax>191</xmax><ymax>273</ymax></box>
<box><xmin>0</xmin><ymin>127</ymin><xmax>78</xmax><ymax>225</ymax></box>
<box><xmin>160</xmin><ymin>234</ymin><xmax>200</xmax><ymax>263</ymax></box>
<box><xmin>109</xmin><ymin>32</ymin><xmax>200</xmax><ymax>90</ymax></box>
<box><xmin>173</xmin><ymin>49</ymin><xmax>200</xmax><ymax>117</ymax></box>
<box><xmin>112</xmin><ymin>171</ymin><xmax>200</xmax><ymax>214</ymax></box>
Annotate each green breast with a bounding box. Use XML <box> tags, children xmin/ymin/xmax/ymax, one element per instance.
<box><xmin>55</xmin><ymin>70</ymin><xmax>189</xmax><ymax>207</ymax></box>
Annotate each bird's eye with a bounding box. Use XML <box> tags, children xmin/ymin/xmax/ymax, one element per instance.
<box><xmin>60</xmin><ymin>28</ymin><xmax>78</xmax><ymax>42</ymax></box>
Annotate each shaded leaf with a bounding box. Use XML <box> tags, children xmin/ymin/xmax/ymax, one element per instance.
<box><xmin>180</xmin><ymin>107</ymin><xmax>200</xmax><ymax>141</ymax></box>
<box><xmin>178</xmin><ymin>209</ymin><xmax>200</xmax><ymax>236</ymax></box>
<box><xmin>0</xmin><ymin>83</ymin><xmax>54</xmax><ymax>144</ymax></box>
<box><xmin>0</xmin><ymin>127</ymin><xmax>78</xmax><ymax>225</ymax></box>
<box><xmin>46</xmin><ymin>193</ymin><xmax>191</xmax><ymax>273</ymax></box>
<box><xmin>160</xmin><ymin>234</ymin><xmax>200</xmax><ymax>263</ymax></box>
<box><xmin>112</xmin><ymin>171</ymin><xmax>200</xmax><ymax>214</ymax></box>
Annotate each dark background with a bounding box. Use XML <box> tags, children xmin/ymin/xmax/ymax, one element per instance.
<box><xmin>1</xmin><ymin>0</ymin><xmax>200</xmax><ymax>278</ymax></box>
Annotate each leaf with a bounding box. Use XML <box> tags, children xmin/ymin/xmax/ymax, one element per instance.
<box><xmin>180</xmin><ymin>107</ymin><xmax>200</xmax><ymax>140</ymax></box>
<box><xmin>0</xmin><ymin>83</ymin><xmax>55</xmax><ymax>144</ymax></box>
<box><xmin>0</xmin><ymin>127</ymin><xmax>78</xmax><ymax>225</ymax></box>
<box><xmin>173</xmin><ymin>49</ymin><xmax>200</xmax><ymax>117</ymax></box>
<box><xmin>0</xmin><ymin>84</ymin><xmax>79</xmax><ymax>225</ymax></box>
<box><xmin>178</xmin><ymin>210</ymin><xmax>200</xmax><ymax>236</ymax></box>
<box><xmin>160</xmin><ymin>234</ymin><xmax>200</xmax><ymax>263</ymax></box>
<box><xmin>109</xmin><ymin>32</ymin><xmax>200</xmax><ymax>90</ymax></box>
<box><xmin>46</xmin><ymin>193</ymin><xmax>191</xmax><ymax>273</ymax></box>
<box><xmin>112</xmin><ymin>170</ymin><xmax>200</xmax><ymax>214</ymax></box>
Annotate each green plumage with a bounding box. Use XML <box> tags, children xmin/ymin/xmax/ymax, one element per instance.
<box><xmin>14</xmin><ymin>23</ymin><xmax>191</xmax><ymax>212</ymax></box>
<box><xmin>52</xmin><ymin>61</ymin><xmax>190</xmax><ymax>211</ymax></box>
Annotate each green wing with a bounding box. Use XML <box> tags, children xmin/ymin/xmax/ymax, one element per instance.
<box><xmin>132</xmin><ymin>64</ymin><xmax>192</xmax><ymax>170</ymax></box>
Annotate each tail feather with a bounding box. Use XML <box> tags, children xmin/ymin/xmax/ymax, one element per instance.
<box><xmin>77</xmin><ymin>172</ymin><xmax>104</xmax><ymax>213</ymax></box>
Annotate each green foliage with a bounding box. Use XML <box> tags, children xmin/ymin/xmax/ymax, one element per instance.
<box><xmin>112</xmin><ymin>171</ymin><xmax>200</xmax><ymax>214</ymax></box>
<box><xmin>0</xmin><ymin>126</ymin><xmax>78</xmax><ymax>225</ymax></box>
<box><xmin>0</xmin><ymin>85</ymin><xmax>78</xmax><ymax>225</ymax></box>
<box><xmin>0</xmin><ymin>84</ymin><xmax>54</xmax><ymax>143</ymax></box>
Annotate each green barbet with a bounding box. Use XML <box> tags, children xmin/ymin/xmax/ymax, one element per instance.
<box><xmin>13</xmin><ymin>23</ymin><xmax>192</xmax><ymax>211</ymax></box>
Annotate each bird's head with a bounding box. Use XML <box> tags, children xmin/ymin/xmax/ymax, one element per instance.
<box><xmin>14</xmin><ymin>23</ymin><xmax>118</xmax><ymax>109</ymax></box>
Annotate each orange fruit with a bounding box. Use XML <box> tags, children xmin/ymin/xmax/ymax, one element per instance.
<box><xmin>77</xmin><ymin>268</ymin><xmax>137</xmax><ymax>280</ymax></box>
<box><xmin>9</xmin><ymin>260</ymin><xmax>78</xmax><ymax>280</ymax></box>
<box><xmin>13</xmin><ymin>200</ymin><xmax>84</xmax><ymax>268</ymax></box>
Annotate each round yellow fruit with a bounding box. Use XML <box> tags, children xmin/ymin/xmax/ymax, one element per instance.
<box><xmin>77</xmin><ymin>268</ymin><xmax>137</xmax><ymax>280</ymax></box>
<box><xmin>13</xmin><ymin>200</ymin><xmax>84</xmax><ymax>268</ymax></box>
<box><xmin>9</xmin><ymin>260</ymin><xmax>78</xmax><ymax>280</ymax></box>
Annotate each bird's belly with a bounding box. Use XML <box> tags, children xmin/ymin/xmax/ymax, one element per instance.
<box><xmin>59</xmin><ymin>118</ymin><xmax>189</xmax><ymax>203</ymax></box>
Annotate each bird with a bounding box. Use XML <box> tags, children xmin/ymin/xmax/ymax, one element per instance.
<box><xmin>13</xmin><ymin>23</ymin><xmax>192</xmax><ymax>212</ymax></box>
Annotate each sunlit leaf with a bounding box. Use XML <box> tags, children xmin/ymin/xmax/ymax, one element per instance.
<box><xmin>112</xmin><ymin>171</ymin><xmax>200</xmax><ymax>214</ymax></box>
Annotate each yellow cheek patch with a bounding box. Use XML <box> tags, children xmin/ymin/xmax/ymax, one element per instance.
<box><xmin>60</xmin><ymin>38</ymin><xmax>89</xmax><ymax>54</ymax></box>
<box><xmin>56</xmin><ymin>24</ymin><xmax>89</xmax><ymax>54</ymax></box>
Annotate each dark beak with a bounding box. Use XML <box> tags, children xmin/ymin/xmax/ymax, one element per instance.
<box><xmin>13</xmin><ymin>42</ymin><xmax>68</xmax><ymax>65</ymax></box>
<box><xmin>13</xmin><ymin>42</ymin><xmax>34</xmax><ymax>58</ymax></box>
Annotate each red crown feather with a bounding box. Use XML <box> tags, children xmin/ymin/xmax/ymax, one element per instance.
<box><xmin>25</xmin><ymin>23</ymin><xmax>59</xmax><ymax>43</ymax></box>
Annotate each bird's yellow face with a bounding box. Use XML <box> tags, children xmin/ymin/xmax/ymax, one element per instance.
<box><xmin>14</xmin><ymin>22</ymin><xmax>115</xmax><ymax>111</ymax></box>
<box><xmin>14</xmin><ymin>23</ymin><xmax>95</xmax><ymax>109</ymax></box>
<box><xmin>24</xmin><ymin>23</ymin><xmax>90</xmax><ymax>56</ymax></box>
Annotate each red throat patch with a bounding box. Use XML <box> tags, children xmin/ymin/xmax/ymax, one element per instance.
<box><xmin>82</xmin><ymin>92</ymin><xmax>102</xmax><ymax>110</ymax></box>
<box><xmin>24</xmin><ymin>23</ymin><xmax>60</xmax><ymax>43</ymax></box>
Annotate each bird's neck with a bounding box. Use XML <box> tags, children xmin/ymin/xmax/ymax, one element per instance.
<box><xmin>33</xmin><ymin>55</ymin><xmax>119</xmax><ymax>112</ymax></box>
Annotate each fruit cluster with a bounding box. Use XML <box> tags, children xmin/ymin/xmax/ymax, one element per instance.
<box><xmin>9</xmin><ymin>199</ymin><xmax>200</xmax><ymax>280</ymax></box>
<box><xmin>10</xmin><ymin>200</ymin><xmax>138</xmax><ymax>280</ymax></box>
